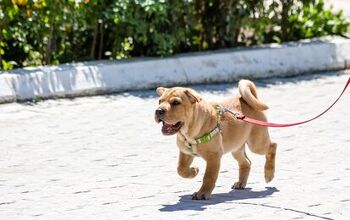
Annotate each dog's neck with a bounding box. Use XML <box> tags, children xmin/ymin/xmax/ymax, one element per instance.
<box><xmin>179</xmin><ymin>101</ymin><xmax>218</xmax><ymax>142</ymax></box>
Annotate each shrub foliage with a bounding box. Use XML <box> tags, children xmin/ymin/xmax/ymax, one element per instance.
<box><xmin>0</xmin><ymin>0</ymin><xmax>349</xmax><ymax>70</ymax></box>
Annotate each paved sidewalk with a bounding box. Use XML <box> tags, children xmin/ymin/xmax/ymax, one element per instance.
<box><xmin>0</xmin><ymin>71</ymin><xmax>349</xmax><ymax>220</ymax></box>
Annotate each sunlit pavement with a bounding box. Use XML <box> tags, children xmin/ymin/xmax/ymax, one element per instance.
<box><xmin>0</xmin><ymin>71</ymin><xmax>349</xmax><ymax>220</ymax></box>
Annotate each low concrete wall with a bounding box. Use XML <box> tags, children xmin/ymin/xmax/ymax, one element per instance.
<box><xmin>1</xmin><ymin>37</ymin><xmax>350</xmax><ymax>104</ymax></box>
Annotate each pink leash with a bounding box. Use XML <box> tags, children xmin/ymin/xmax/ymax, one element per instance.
<box><xmin>226</xmin><ymin>77</ymin><xmax>350</xmax><ymax>128</ymax></box>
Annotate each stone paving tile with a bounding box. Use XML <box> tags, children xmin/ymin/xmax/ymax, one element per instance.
<box><xmin>0</xmin><ymin>71</ymin><xmax>349</xmax><ymax>220</ymax></box>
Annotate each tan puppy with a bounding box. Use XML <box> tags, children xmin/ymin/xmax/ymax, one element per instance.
<box><xmin>154</xmin><ymin>80</ymin><xmax>277</xmax><ymax>200</ymax></box>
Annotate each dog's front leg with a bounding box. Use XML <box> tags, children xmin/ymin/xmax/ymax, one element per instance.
<box><xmin>177</xmin><ymin>151</ymin><xmax>199</xmax><ymax>179</ymax></box>
<box><xmin>192</xmin><ymin>153</ymin><xmax>221</xmax><ymax>200</ymax></box>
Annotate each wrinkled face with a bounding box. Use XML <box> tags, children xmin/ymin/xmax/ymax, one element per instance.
<box><xmin>154</xmin><ymin>87</ymin><xmax>202</xmax><ymax>135</ymax></box>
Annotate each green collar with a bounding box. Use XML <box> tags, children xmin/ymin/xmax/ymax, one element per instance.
<box><xmin>195</xmin><ymin>125</ymin><xmax>222</xmax><ymax>144</ymax></box>
<box><xmin>184</xmin><ymin>105</ymin><xmax>224</xmax><ymax>155</ymax></box>
<box><xmin>195</xmin><ymin>104</ymin><xmax>224</xmax><ymax>144</ymax></box>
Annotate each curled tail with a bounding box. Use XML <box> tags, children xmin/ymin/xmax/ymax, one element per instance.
<box><xmin>238</xmin><ymin>79</ymin><xmax>268</xmax><ymax>111</ymax></box>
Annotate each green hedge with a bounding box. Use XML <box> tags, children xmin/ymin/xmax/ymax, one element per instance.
<box><xmin>0</xmin><ymin>0</ymin><xmax>349</xmax><ymax>70</ymax></box>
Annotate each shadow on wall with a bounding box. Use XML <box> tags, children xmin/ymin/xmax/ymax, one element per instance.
<box><xmin>159</xmin><ymin>187</ymin><xmax>279</xmax><ymax>212</ymax></box>
<box><xmin>8</xmin><ymin>64</ymin><xmax>104</xmax><ymax>100</ymax></box>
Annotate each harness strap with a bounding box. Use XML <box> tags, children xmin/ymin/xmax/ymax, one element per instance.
<box><xmin>224</xmin><ymin>76</ymin><xmax>350</xmax><ymax>127</ymax></box>
<box><xmin>182</xmin><ymin>105</ymin><xmax>224</xmax><ymax>156</ymax></box>
<box><xmin>195</xmin><ymin>126</ymin><xmax>221</xmax><ymax>144</ymax></box>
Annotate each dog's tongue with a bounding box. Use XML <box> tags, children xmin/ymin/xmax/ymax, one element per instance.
<box><xmin>162</xmin><ymin>122</ymin><xmax>175</xmax><ymax>133</ymax></box>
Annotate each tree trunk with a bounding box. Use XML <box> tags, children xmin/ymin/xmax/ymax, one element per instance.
<box><xmin>90</xmin><ymin>21</ymin><xmax>98</xmax><ymax>59</ymax></box>
<box><xmin>98</xmin><ymin>20</ymin><xmax>104</xmax><ymax>60</ymax></box>
<box><xmin>46</xmin><ymin>26</ymin><xmax>54</xmax><ymax>65</ymax></box>
<box><xmin>281</xmin><ymin>0</ymin><xmax>292</xmax><ymax>42</ymax></box>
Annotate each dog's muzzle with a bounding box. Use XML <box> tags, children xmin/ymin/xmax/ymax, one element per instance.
<box><xmin>155</xmin><ymin>107</ymin><xmax>166</xmax><ymax>117</ymax></box>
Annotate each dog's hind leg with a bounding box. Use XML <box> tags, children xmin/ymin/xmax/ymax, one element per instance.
<box><xmin>232</xmin><ymin>146</ymin><xmax>251</xmax><ymax>189</ymax></box>
<box><xmin>246</xmin><ymin>126</ymin><xmax>277</xmax><ymax>183</ymax></box>
<box><xmin>177</xmin><ymin>151</ymin><xmax>199</xmax><ymax>179</ymax></box>
<box><xmin>264</xmin><ymin>142</ymin><xmax>277</xmax><ymax>183</ymax></box>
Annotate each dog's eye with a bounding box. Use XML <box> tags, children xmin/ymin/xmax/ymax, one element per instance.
<box><xmin>159</xmin><ymin>100</ymin><xmax>162</xmax><ymax>104</ymax></box>
<box><xmin>172</xmin><ymin>100</ymin><xmax>181</xmax><ymax>106</ymax></box>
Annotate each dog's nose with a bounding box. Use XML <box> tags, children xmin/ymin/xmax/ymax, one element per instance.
<box><xmin>155</xmin><ymin>107</ymin><xmax>166</xmax><ymax>116</ymax></box>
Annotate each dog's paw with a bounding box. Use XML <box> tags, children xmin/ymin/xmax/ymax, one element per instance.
<box><xmin>191</xmin><ymin>191</ymin><xmax>211</xmax><ymax>200</ymax></box>
<box><xmin>232</xmin><ymin>181</ymin><xmax>247</xmax><ymax>190</ymax></box>
<box><xmin>177</xmin><ymin>167</ymin><xmax>199</xmax><ymax>179</ymax></box>
<box><xmin>264</xmin><ymin>169</ymin><xmax>274</xmax><ymax>183</ymax></box>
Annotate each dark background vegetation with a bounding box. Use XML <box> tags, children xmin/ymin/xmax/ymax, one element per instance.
<box><xmin>0</xmin><ymin>0</ymin><xmax>349</xmax><ymax>70</ymax></box>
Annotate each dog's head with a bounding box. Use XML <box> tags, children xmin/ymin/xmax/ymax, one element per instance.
<box><xmin>155</xmin><ymin>87</ymin><xmax>202</xmax><ymax>135</ymax></box>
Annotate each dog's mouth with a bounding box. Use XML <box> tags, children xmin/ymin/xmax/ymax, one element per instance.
<box><xmin>160</xmin><ymin>120</ymin><xmax>183</xmax><ymax>135</ymax></box>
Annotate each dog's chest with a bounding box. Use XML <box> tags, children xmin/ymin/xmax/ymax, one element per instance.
<box><xmin>177</xmin><ymin>133</ymin><xmax>199</xmax><ymax>156</ymax></box>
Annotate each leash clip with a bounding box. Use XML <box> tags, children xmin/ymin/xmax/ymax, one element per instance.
<box><xmin>221</xmin><ymin>107</ymin><xmax>245</xmax><ymax>120</ymax></box>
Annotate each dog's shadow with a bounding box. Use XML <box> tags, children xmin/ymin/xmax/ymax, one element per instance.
<box><xmin>159</xmin><ymin>187</ymin><xmax>279</xmax><ymax>212</ymax></box>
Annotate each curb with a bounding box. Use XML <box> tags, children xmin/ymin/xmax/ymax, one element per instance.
<box><xmin>1</xmin><ymin>37</ymin><xmax>350</xmax><ymax>104</ymax></box>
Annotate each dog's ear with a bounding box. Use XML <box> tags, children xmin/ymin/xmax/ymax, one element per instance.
<box><xmin>156</xmin><ymin>87</ymin><xmax>167</xmax><ymax>96</ymax></box>
<box><xmin>185</xmin><ymin>89</ymin><xmax>202</xmax><ymax>103</ymax></box>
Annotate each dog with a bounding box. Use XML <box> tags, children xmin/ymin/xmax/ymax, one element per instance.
<box><xmin>154</xmin><ymin>80</ymin><xmax>277</xmax><ymax>200</ymax></box>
